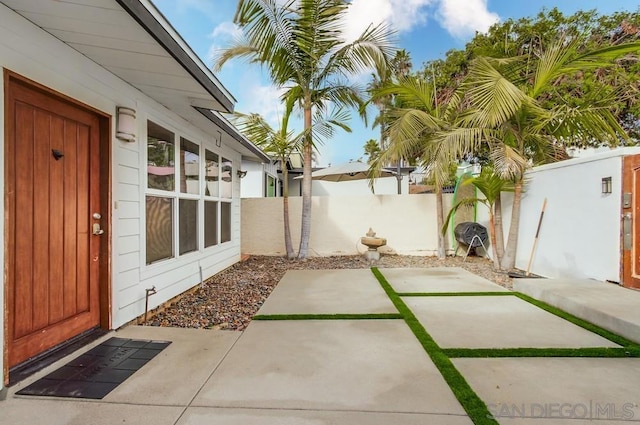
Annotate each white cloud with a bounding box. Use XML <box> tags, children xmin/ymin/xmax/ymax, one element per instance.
<box><xmin>437</xmin><ymin>0</ymin><xmax>499</xmax><ymax>39</ymax></box>
<box><xmin>211</xmin><ymin>21</ymin><xmax>243</xmax><ymax>40</ymax></box>
<box><xmin>239</xmin><ymin>83</ymin><xmax>289</xmax><ymax>127</ymax></box>
<box><xmin>343</xmin><ymin>0</ymin><xmax>435</xmax><ymax>42</ymax></box>
<box><xmin>206</xmin><ymin>21</ymin><xmax>243</xmax><ymax>64</ymax></box>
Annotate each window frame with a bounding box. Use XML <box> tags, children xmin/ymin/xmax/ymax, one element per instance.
<box><xmin>141</xmin><ymin>116</ymin><xmax>237</xmax><ymax>274</ymax></box>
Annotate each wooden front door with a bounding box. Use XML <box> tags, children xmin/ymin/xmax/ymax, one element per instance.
<box><xmin>5</xmin><ymin>74</ymin><xmax>103</xmax><ymax>368</ymax></box>
<box><xmin>622</xmin><ymin>154</ymin><xmax>640</xmax><ymax>289</ymax></box>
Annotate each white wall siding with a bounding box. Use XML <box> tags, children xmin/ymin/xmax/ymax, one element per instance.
<box><xmin>0</xmin><ymin>3</ymin><xmax>246</xmax><ymax>378</ymax></box>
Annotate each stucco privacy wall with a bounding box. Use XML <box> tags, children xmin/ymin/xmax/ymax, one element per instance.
<box><xmin>311</xmin><ymin>177</ymin><xmax>409</xmax><ymax>196</ymax></box>
<box><xmin>507</xmin><ymin>148</ymin><xmax>640</xmax><ymax>281</ymax></box>
<box><xmin>0</xmin><ymin>1</ymin><xmax>242</xmax><ymax>364</ymax></box>
<box><xmin>242</xmin><ymin>195</ymin><xmax>454</xmax><ymax>256</ymax></box>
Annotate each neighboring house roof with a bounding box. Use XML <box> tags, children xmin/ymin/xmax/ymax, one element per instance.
<box><xmin>1</xmin><ymin>0</ymin><xmax>269</xmax><ymax>162</ymax></box>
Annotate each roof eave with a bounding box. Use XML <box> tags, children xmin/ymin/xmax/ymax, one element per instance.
<box><xmin>115</xmin><ymin>0</ymin><xmax>235</xmax><ymax>113</ymax></box>
<box><xmin>194</xmin><ymin>107</ymin><xmax>270</xmax><ymax>163</ymax></box>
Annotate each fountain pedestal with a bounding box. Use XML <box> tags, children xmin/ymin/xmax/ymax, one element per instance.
<box><xmin>360</xmin><ymin>228</ymin><xmax>387</xmax><ymax>262</ymax></box>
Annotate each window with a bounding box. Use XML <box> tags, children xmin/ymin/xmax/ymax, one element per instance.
<box><xmin>204</xmin><ymin>200</ymin><xmax>218</xmax><ymax>248</ymax></box>
<box><xmin>145</xmin><ymin>120</ymin><xmax>235</xmax><ymax>265</ymax></box>
<box><xmin>205</xmin><ymin>150</ymin><xmax>219</xmax><ymax>197</ymax></box>
<box><xmin>147</xmin><ymin>122</ymin><xmax>175</xmax><ymax>191</ymax></box>
<box><xmin>180</xmin><ymin>138</ymin><xmax>200</xmax><ymax>195</ymax></box>
<box><xmin>266</xmin><ymin>175</ymin><xmax>276</xmax><ymax>197</ymax></box>
<box><xmin>179</xmin><ymin>199</ymin><xmax>198</xmax><ymax>255</ymax></box>
<box><xmin>146</xmin><ymin>196</ymin><xmax>173</xmax><ymax>264</ymax></box>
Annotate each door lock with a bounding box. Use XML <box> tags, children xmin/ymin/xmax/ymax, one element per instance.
<box><xmin>92</xmin><ymin>223</ymin><xmax>104</xmax><ymax>236</ymax></box>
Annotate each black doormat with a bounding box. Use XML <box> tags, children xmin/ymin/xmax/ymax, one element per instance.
<box><xmin>9</xmin><ymin>328</ymin><xmax>109</xmax><ymax>386</ymax></box>
<box><xmin>16</xmin><ymin>337</ymin><xmax>171</xmax><ymax>399</ymax></box>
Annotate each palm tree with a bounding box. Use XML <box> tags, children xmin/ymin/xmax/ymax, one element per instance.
<box><xmin>216</xmin><ymin>0</ymin><xmax>394</xmax><ymax>259</ymax></box>
<box><xmin>443</xmin><ymin>170</ymin><xmax>514</xmax><ymax>269</ymax></box>
<box><xmin>369</xmin><ymin>77</ymin><xmax>460</xmax><ymax>259</ymax></box>
<box><xmin>233</xmin><ymin>99</ymin><xmax>348</xmax><ymax>259</ymax></box>
<box><xmin>439</xmin><ymin>38</ymin><xmax>640</xmax><ymax>270</ymax></box>
<box><xmin>363</xmin><ymin>139</ymin><xmax>381</xmax><ymax>164</ymax></box>
<box><xmin>392</xmin><ymin>49</ymin><xmax>413</xmax><ymax>79</ymax></box>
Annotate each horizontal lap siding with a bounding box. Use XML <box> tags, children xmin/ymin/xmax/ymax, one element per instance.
<box><xmin>0</xmin><ymin>3</ymin><xmax>245</xmax><ymax>364</ymax></box>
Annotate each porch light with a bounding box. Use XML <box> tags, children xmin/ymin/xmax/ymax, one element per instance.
<box><xmin>116</xmin><ymin>107</ymin><xmax>136</xmax><ymax>142</ymax></box>
<box><xmin>602</xmin><ymin>177</ymin><xmax>612</xmax><ymax>194</ymax></box>
<box><xmin>237</xmin><ymin>170</ymin><xmax>248</xmax><ymax>179</ymax></box>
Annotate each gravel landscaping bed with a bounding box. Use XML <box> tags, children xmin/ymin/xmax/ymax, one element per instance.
<box><xmin>142</xmin><ymin>254</ymin><xmax>512</xmax><ymax>331</ymax></box>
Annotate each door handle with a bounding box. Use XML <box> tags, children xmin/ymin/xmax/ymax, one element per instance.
<box><xmin>92</xmin><ymin>223</ymin><xmax>104</xmax><ymax>236</ymax></box>
<box><xmin>623</xmin><ymin>212</ymin><xmax>632</xmax><ymax>250</ymax></box>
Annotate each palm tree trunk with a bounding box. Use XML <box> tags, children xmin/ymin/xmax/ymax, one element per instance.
<box><xmin>487</xmin><ymin>211</ymin><xmax>500</xmax><ymax>269</ymax></box>
<box><xmin>494</xmin><ymin>193</ymin><xmax>505</xmax><ymax>266</ymax></box>
<box><xmin>436</xmin><ymin>188</ymin><xmax>445</xmax><ymax>259</ymax></box>
<box><xmin>500</xmin><ymin>180</ymin><xmax>523</xmax><ymax>270</ymax></box>
<box><xmin>281</xmin><ymin>165</ymin><xmax>295</xmax><ymax>259</ymax></box>
<box><xmin>298</xmin><ymin>102</ymin><xmax>313</xmax><ymax>259</ymax></box>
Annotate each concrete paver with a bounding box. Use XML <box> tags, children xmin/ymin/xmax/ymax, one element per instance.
<box><xmin>257</xmin><ymin>269</ymin><xmax>397</xmax><ymax>315</ymax></box>
<box><xmin>380</xmin><ymin>267</ymin><xmax>509</xmax><ymax>293</ymax></box>
<box><xmin>453</xmin><ymin>358</ymin><xmax>640</xmax><ymax>423</ymax></box>
<box><xmin>515</xmin><ymin>278</ymin><xmax>640</xmax><ymax>344</ymax></box>
<box><xmin>404</xmin><ymin>296</ymin><xmax>619</xmax><ymax>348</ymax></box>
<box><xmin>192</xmin><ymin>320</ymin><xmax>466</xmax><ymax>416</ymax></box>
<box><xmin>178</xmin><ymin>407</ymin><xmax>472</xmax><ymax>425</ymax></box>
<box><xmin>106</xmin><ymin>326</ymin><xmax>241</xmax><ymax>405</ymax></box>
<box><xmin>0</xmin><ymin>399</ymin><xmax>182</xmax><ymax>425</ymax></box>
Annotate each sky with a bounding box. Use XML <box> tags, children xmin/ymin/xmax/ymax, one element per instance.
<box><xmin>153</xmin><ymin>0</ymin><xmax>637</xmax><ymax>166</ymax></box>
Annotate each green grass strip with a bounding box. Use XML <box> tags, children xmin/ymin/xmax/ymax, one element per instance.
<box><xmin>253</xmin><ymin>313</ymin><xmax>403</xmax><ymax>321</ymax></box>
<box><xmin>371</xmin><ymin>268</ymin><xmax>498</xmax><ymax>425</ymax></box>
<box><xmin>397</xmin><ymin>292</ymin><xmax>515</xmax><ymax>297</ymax></box>
<box><xmin>444</xmin><ymin>347</ymin><xmax>640</xmax><ymax>358</ymax></box>
<box><xmin>514</xmin><ymin>292</ymin><xmax>639</xmax><ymax>348</ymax></box>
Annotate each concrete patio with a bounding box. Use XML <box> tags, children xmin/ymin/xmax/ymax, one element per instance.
<box><xmin>2</xmin><ymin>268</ymin><xmax>639</xmax><ymax>424</ymax></box>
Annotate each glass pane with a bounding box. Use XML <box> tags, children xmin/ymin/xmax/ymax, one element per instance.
<box><xmin>221</xmin><ymin>202</ymin><xmax>231</xmax><ymax>243</ymax></box>
<box><xmin>179</xmin><ymin>199</ymin><xmax>198</xmax><ymax>255</ymax></box>
<box><xmin>204</xmin><ymin>200</ymin><xmax>218</xmax><ymax>248</ymax></box>
<box><xmin>146</xmin><ymin>196</ymin><xmax>174</xmax><ymax>264</ymax></box>
<box><xmin>266</xmin><ymin>175</ymin><xmax>276</xmax><ymax>197</ymax></box>
<box><xmin>221</xmin><ymin>158</ymin><xmax>233</xmax><ymax>198</ymax></box>
<box><xmin>180</xmin><ymin>138</ymin><xmax>200</xmax><ymax>195</ymax></box>
<box><xmin>205</xmin><ymin>150</ymin><xmax>219</xmax><ymax>198</ymax></box>
<box><xmin>147</xmin><ymin>121</ymin><xmax>175</xmax><ymax>191</ymax></box>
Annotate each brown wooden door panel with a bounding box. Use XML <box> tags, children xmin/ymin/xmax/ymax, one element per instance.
<box><xmin>6</xmin><ymin>76</ymin><xmax>102</xmax><ymax>367</ymax></box>
<box><xmin>622</xmin><ymin>154</ymin><xmax>640</xmax><ymax>289</ymax></box>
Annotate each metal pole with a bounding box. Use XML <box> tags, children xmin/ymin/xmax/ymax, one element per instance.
<box><xmin>396</xmin><ymin>159</ymin><xmax>402</xmax><ymax>194</ymax></box>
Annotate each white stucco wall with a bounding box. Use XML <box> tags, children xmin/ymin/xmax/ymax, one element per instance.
<box><xmin>0</xmin><ymin>4</ymin><xmax>245</xmax><ymax>386</ymax></box>
<box><xmin>311</xmin><ymin>176</ymin><xmax>409</xmax><ymax>196</ymax></box>
<box><xmin>240</xmin><ymin>160</ymin><xmax>279</xmax><ymax>198</ymax></box>
<box><xmin>242</xmin><ymin>194</ymin><xmax>454</xmax><ymax>256</ymax></box>
<box><xmin>506</xmin><ymin>149</ymin><xmax>640</xmax><ymax>282</ymax></box>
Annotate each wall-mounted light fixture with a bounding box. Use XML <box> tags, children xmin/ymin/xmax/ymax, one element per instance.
<box><xmin>116</xmin><ymin>107</ymin><xmax>136</xmax><ymax>142</ymax></box>
<box><xmin>602</xmin><ymin>177</ymin><xmax>612</xmax><ymax>194</ymax></box>
<box><xmin>237</xmin><ymin>170</ymin><xmax>248</xmax><ymax>179</ymax></box>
